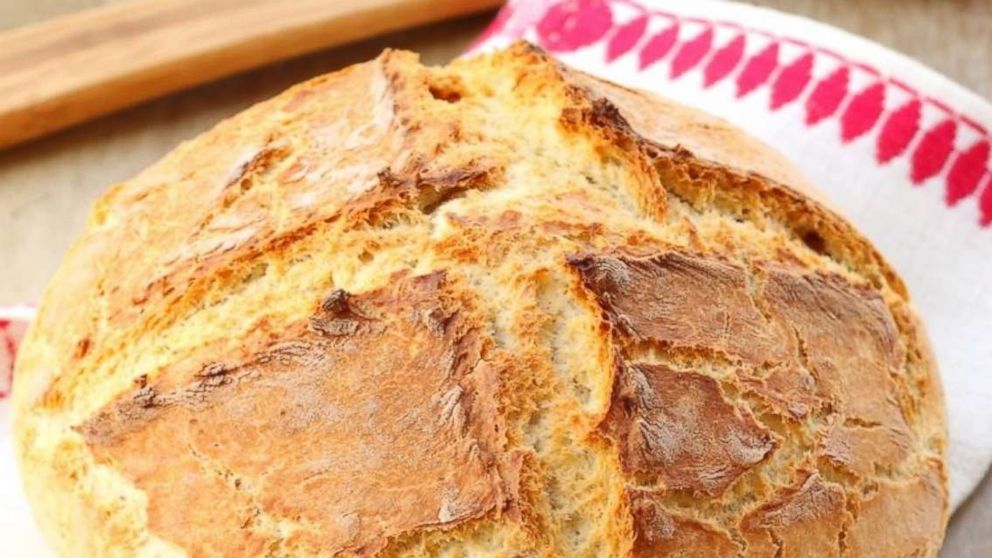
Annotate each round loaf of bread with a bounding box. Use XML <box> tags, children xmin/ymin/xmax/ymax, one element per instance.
<box><xmin>13</xmin><ymin>42</ymin><xmax>948</xmax><ymax>557</ymax></box>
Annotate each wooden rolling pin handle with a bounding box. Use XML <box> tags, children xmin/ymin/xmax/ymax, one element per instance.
<box><xmin>0</xmin><ymin>0</ymin><xmax>503</xmax><ymax>150</ymax></box>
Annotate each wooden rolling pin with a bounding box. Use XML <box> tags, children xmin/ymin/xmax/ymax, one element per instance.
<box><xmin>0</xmin><ymin>0</ymin><xmax>503</xmax><ymax>150</ymax></box>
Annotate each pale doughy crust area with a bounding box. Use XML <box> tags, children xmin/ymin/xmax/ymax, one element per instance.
<box><xmin>13</xmin><ymin>42</ymin><xmax>947</xmax><ymax>557</ymax></box>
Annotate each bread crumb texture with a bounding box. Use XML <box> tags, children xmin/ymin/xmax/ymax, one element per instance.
<box><xmin>13</xmin><ymin>42</ymin><xmax>947</xmax><ymax>557</ymax></box>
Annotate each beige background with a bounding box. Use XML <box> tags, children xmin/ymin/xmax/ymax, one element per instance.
<box><xmin>0</xmin><ymin>1</ymin><xmax>989</xmax><ymax>555</ymax></box>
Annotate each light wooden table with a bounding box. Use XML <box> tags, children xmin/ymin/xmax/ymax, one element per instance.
<box><xmin>0</xmin><ymin>1</ymin><xmax>989</xmax><ymax>556</ymax></box>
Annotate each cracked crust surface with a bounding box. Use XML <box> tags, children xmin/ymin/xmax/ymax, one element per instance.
<box><xmin>76</xmin><ymin>272</ymin><xmax>519</xmax><ymax>557</ymax></box>
<box><xmin>13</xmin><ymin>42</ymin><xmax>947</xmax><ymax>557</ymax></box>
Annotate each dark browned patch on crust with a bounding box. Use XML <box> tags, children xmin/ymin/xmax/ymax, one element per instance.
<box><xmin>571</xmin><ymin>249</ymin><xmax>919</xmax><ymax>503</ymax></box>
<box><xmin>323</xmin><ymin>161</ymin><xmax>503</xmax><ymax>240</ymax></box>
<box><xmin>741</xmin><ymin>472</ymin><xmax>850</xmax><ymax>558</ymax></box>
<box><xmin>561</xmin><ymin>97</ymin><xmax>633</xmax><ymax>138</ymax></box>
<box><xmin>374</xmin><ymin>160</ymin><xmax>503</xmax><ymax>216</ymax></box>
<box><xmin>78</xmin><ymin>272</ymin><xmax>518</xmax><ymax>556</ymax></box>
<box><xmin>567</xmin><ymin>252</ymin><xmax>790</xmax><ymax>364</ymax></box>
<box><xmin>426</xmin><ymin>74</ymin><xmax>465</xmax><ymax>104</ymax></box>
<box><xmin>629</xmin><ymin>490</ymin><xmax>740</xmax><ymax>558</ymax></box>
<box><xmin>73</xmin><ymin>337</ymin><xmax>92</xmax><ymax>360</ymax></box>
<box><xmin>602</xmin><ymin>362</ymin><xmax>775</xmax><ymax>496</ymax></box>
<box><xmin>759</xmin><ymin>266</ymin><xmax>914</xmax><ymax>452</ymax></box>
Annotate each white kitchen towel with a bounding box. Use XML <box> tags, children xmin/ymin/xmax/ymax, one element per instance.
<box><xmin>1</xmin><ymin>1</ymin><xmax>990</xmax><ymax>552</ymax></box>
<box><xmin>472</xmin><ymin>0</ymin><xmax>992</xmax><ymax>510</ymax></box>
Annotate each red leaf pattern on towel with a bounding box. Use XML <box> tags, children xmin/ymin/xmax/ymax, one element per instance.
<box><xmin>606</xmin><ymin>15</ymin><xmax>648</xmax><ymax>61</ymax></box>
<box><xmin>946</xmin><ymin>141</ymin><xmax>990</xmax><ymax>205</ymax></box>
<box><xmin>704</xmin><ymin>35</ymin><xmax>746</xmax><ymax>87</ymax></box>
<box><xmin>537</xmin><ymin>0</ymin><xmax>613</xmax><ymax>52</ymax></box>
<box><xmin>736</xmin><ymin>42</ymin><xmax>779</xmax><ymax>98</ymax></box>
<box><xmin>638</xmin><ymin>24</ymin><xmax>680</xmax><ymax>69</ymax></box>
<box><xmin>0</xmin><ymin>322</ymin><xmax>15</xmax><ymax>398</ymax></box>
<box><xmin>841</xmin><ymin>82</ymin><xmax>886</xmax><ymax>142</ymax></box>
<box><xmin>911</xmin><ymin>120</ymin><xmax>957</xmax><ymax>184</ymax></box>
<box><xmin>980</xmin><ymin>176</ymin><xmax>992</xmax><ymax>227</ymax></box>
<box><xmin>670</xmin><ymin>27</ymin><xmax>713</xmax><ymax>78</ymax></box>
<box><xmin>876</xmin><ymin>99</ymin><xmax>922</xmax><ymax>163</ymax></box>
<box><xmin>805</xmin><ymin>66</ymin><xmax>849</xmax><ymax>125</ymax></box>
<box><xmin>770</xmin><ymin>52</ymin><xmax>814</xmax><ymax>110</ymax></box>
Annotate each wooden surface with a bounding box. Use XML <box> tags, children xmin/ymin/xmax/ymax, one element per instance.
<box><xmin>0</xmin><ymin>0</ymin><xmax>500</xmax><ymax>149</ymax></box>
<box><xmin>0</xmin><ymin>1</ymin><xmax>989</xmax><ymax>556</ymax></box>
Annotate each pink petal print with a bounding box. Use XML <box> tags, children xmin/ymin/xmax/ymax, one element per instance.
<box><xmin>606</xmin><ymin>15</ymin><xmax>648</xmax><ymax>61</ymax></box>
<box><xmin>1</xmin><ymin>325</ymin><xmax>15</xmax><ymax>399</ymax></box>
<box><xmin>736</xmin><ymin>42</ymin><xmax>779</xmax><ymax>98</ymax></box>
<box><xmin>946</xmin><ymin>140</ymin><xmax>990</xmax><ymax>205</ymax></box>
<box><xmin>805</xmin><ymin>66</ymin><xmax>849</xmax><ymax>125</ymax></box>
<box><xmin>770</xmin><ymin>52</ymin><xmax>814</xmax><ymax>110</ymax></box>
<box><xmin>670</xmin><ymin>27</ymin><xmax>713</xmax><ymax>79</ymax></box>
<box><xmin>537</xmin><ymin>0</ymin><xmax>614</xmax><ymax>53</ymax></box>
<box><xmin>911</xmin><ymin>120</ymin><xmax>957</xmax><ymax>184</ymax></box>
<box><xmin>840</xmin><ymin>82</ymin><xmax>885</xmax><ymax>142</ymax></box>
<box><xmin>980</xmin><ymin>176</ymin><xmax>992</xmax><ymax>226</ymax></box>
<box><xmin>703</xmin><ymin>34</ymin><xmax>746</xmax><ymax>87</ymax></box>
<box><xmin>638</xmin><ymin>24</ymin><xmax>680</xmax><ymax>70</ymax></box>
<box><xmin>876</xmin><ymin>99</ymin><xmax>922</xmax><ymax>163</ymax></box>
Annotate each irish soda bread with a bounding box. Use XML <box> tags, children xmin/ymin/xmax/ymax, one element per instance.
<box><xmin>13</xmin><ymin>42</ymin><xmax>947</xmax><ymax>557</ymax></box>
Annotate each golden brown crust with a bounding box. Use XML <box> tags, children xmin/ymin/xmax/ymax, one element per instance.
<box><xmin>568</xmin><ymin>252</ymin><xmax>792</xmax><ymax>364</ymax></box>
<box><xmin>742</xmin><ymin>364</ymin><xmax>821</xmax><ymax>420</ymax></box>
<box><xmin>602</xmin><ymin>361</ymin><xmax>776</xmax><ymax>496</ymax></box>
<box><xmin>13</xmin><ymin>41</ymin><xmax>947</xmax><ymax>557</ymax></box>
<box><xmin>562</xmin><ymin>66</ymin><xmax>824</xmax><ymax>201</ymax></box>
<box><xmin>760</xmin><ymin>266</ymin><xmax>916</xmax><ymax>459</ymax></box>
<box><xmin>846</xmin><ymin>462</ymin><xmax>946</xmax><ymax>557</ymax></box>
<box><xmin>78</xmin><ymin>273</ymin><xmax>519</xmax><ymax>557</ymax></box>
<box><xmin>630</xmin><ymin>490</ymin><xmax>741</xmax><ymax>557</ymax></box>
<box><xmin>740</xmin><ymin>472</ymin><xmax>850</xmax><ymax>558</ymax></box>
